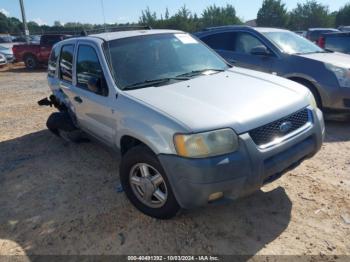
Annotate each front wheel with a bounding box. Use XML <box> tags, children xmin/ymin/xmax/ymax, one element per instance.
<box><xmin>120</xmin><ymin>145</ymin><xmax>180</xmax><ymax>219</ymax></box>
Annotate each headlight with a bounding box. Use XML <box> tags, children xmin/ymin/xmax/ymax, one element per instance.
<box><xmin>307</xmin><ymin>91</ymin><xmax>317</xmax><ymax>109</ymax></box>
<box><xmin>325</xmin><ymin>63</ymin><xmax>350</xmax><ymax>88</ymax></box>
<box><xmin>174</xmin><ymin>128</ymin><xmax>238</xmax><ymax>158</ymax></box>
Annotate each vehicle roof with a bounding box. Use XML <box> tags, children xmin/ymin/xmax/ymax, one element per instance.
<box><xmin>196</xmin><ymin>25</ymin><xmax>290</xmax><ymax>34</ymax></box>
<box><xmin>254</xmin><ymin>27</ymin><xmax>290</xmax><ymax>33</ymax></box>
<box><xmin>323</xmin><ymin>31</ymin><xmax>350</xmax><ymax>36</ymax></box>
<box><xmin>308</xmin><ymin>28</ymin><xmax>339</xmax><ymax>31</ymax></box>
<box><xmin>90</xmin><ymin>29</ymin><xmax>183</xmax><ymax>41</ymax></box>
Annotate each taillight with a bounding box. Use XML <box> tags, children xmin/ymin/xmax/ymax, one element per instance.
<box><xmin>318</xmin><ymin>36</ymin><xmax>325</xmax><ymax>48</ymax></box>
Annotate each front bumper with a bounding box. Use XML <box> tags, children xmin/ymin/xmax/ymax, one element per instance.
<box><xmin>158</xmin><ymin>108</ymin><xmax>324</xmax><ymax>209</ymax></box>
<box><xmin>322</xmin><ymin>86</ymin><xmax>350</xmax><ymax>114</ymax></box>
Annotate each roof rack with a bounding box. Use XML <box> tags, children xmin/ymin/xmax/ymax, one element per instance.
<box><xmin>80</xmin><ymin>25</ymin><xmax>152</xmax><ymax>36</ymax></box>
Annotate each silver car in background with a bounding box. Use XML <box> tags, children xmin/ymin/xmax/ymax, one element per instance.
<box><xmin>42</xmin><ymin>28</ymin><xmax>324</xmax><ymax>219</ymax></box>
<box><xmin>0</xmin><ymin>53</ymin><xmax>7</xmax><ymax>66</ymax></box>
<box><xmin>0</xmin><ymin>45</ymin><xmax>14</xmax><ymax>63</ymax></box>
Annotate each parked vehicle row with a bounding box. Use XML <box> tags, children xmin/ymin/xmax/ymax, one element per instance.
<box><xmin>12</xmin><ymin>34</ymin><xmax>70</xmax><ymax>69</ymax></box>
<box><xmin>319</xmin><ymin>32</ymin><xmax>350</xmax><ymax>54</ymax></box>
<box><xmin>305</xmin><ymin>28</ymin><xmax>340</xmax><ymax>45</ymax></box>
<box><xmin>39</xmin><ymin>28</ymin><xmax>325</xmax><ymax>219</ymax></box>
<box><xmin>195</xmin><ymin>26</ymin><xmax>350</xmax><ymax>118</ymax></box>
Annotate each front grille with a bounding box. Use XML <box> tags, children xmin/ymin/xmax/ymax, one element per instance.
<box><xmin>249</xmin><ymin>108</ymin><xmax>310</xmax><ymax>147</ymax></box>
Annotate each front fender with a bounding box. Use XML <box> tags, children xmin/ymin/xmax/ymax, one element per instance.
<box><xmin>114</xmin><ymin>94</ymin><xmax>189</xmax><ymax>155</ymax></box>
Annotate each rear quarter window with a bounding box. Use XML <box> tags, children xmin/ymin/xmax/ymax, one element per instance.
<box><xmin>59</xmin><ymin>44</ymin><xmax>75</xmax><ymax>83</ymax></box>
<box><xmin>48</xmin><ymin>45</ymin><xmax>60</xmax><ymax>77</ymax></box>
<box><xmin>201</xmin><ymin>32</ymin><xmax>235</xmax><ymax>51</ymax></box>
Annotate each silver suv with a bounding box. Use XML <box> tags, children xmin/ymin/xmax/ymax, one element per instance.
<box><xmin>41</xmin><ymin>28</ymin><xmax>325</xmax><ymax>219</ymax></box>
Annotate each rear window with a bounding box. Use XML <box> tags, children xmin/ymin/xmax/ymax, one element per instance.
<box><xmin>325</xmin><ymin>36</ymin><xmax>350</xmax><ymax>53</ymax></box>
<box><xmin>42</xmin><ymin>35</ymin><xmax>64</xmax><ymax>45</ymax></box>
<box><xmin>48</xmin><ymin>45</ymin><xmax>60</xmax><ymax>77</ymax></box>
<box><xmin>201</xmin><ymin>32</ymin><xmax>234</xmax><ymax>51</ymax></box>
<box><xmin>59</xmin><ymin>44</ymin><xmax>75</xmax><ymax>83</ymax></box>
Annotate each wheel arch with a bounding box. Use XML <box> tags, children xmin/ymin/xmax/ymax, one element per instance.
<box><xmin>23</xmin><ymin>52</ymin><xmax>37</xmax><ymax>60</ymax></box>
<box><xmin>285</xmin><ymin>74</ymin><xmax>323</xmax><ymax>108</ymax></box>
<box><xmin>119</xmin><ymin>134</ymin><xmax>158</xmax><ymax>156</ymax></box>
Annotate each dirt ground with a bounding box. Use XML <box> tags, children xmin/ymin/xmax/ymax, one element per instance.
<box><xmin>0</xmin><ymin>66</ymin><xmax>349</xmax><ymax>258</ymax></box>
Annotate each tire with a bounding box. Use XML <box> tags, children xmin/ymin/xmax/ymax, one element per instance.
<box><xmin>46</xmin><ymin>112</ymin><xmax>87</xmax><ymax>143</ymax></box>
<box><xmin>120</xmin><ymin>145</ymin><xmax>180</xmax><ymax>219</ymax></box>
<box><xmin>24</xmin><ymin>54</ymin><xmax>38</xmax><ymax>70</ymax></box>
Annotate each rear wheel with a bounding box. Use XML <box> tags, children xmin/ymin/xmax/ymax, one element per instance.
<box><xmin>46</xmin><ymin>112</ymin><xmax>87</xmax><ymax>143</ymax></box>
<box><xmin>120</xmin><ymin>145</ymin><xmax>180</xmax><ymax>219</ymax></box>
<box><xmin>24</xmin><ymin>54</ymin><xmax>38</xmax><ymax>70</ymax></box>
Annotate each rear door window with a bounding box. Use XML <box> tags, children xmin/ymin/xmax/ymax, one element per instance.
<box><xmin>59</xmin><ymin>44</ymin><xmax>75</xmax><ymax>83</ymax></box>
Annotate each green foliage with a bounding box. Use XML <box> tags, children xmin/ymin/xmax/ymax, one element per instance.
<box><xmin>201</xmin><ymin>4</ymin><xmax>242</xmax><ymax>28</ymax></box>
<box><xmin>256</xmin><ymin>0</ymin><xmax>289</xmax><ymax>28</ymax></box>
<box><xmin>27</xmin><ymin>21</ymin><xmax>41</xmax><ymax>33</ymax></box>
<box><xmin>336</xmin><ymin>3</ymin><xmax>350</xmax><ymax>26</ymax></box>
<box><xmin>0</xmin><ymin>1</ymin><xmax>346</xmax><ymax>35</ymax></box>
<box><xmin>138</xmin><ymin>4</ymin><xmax>242</xmax><ymax>32</ymax></box>
<box><xmin>288</xmin><ymin>0</ymin><xmax>333</xmax><ymax>30</ymax></box>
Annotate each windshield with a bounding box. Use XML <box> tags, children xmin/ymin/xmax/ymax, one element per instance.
<box><xmin>104</xmin><ymin>33</ymin><xmax>229</xmax><ymax>90</ymax></box>
<box><xmin>263</xmin><ymin>31</ymin><xmax>324</xmax><ymax>54</ymax></box>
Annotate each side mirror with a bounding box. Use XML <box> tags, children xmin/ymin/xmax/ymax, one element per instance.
<box><xmin>251</xmin><ymin>45</ymin><xmax>271</xmax><ymax>56</ymax></box>
<box><xmin>87</xmin><ymin>76</ymin><xmax>102</xmax><ymax>94</ymax></box>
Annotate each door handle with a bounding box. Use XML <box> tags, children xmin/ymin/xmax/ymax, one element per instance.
<box><xmin>74</xmin><ymin>96</ymin><xmax>83</xmax><ymax>103</ymax></box>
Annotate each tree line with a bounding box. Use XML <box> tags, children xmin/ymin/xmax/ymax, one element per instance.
<box><xmin>1</xmin><ymin>0</ymin><xmax>350</xmax><ymax>35</ymax></box>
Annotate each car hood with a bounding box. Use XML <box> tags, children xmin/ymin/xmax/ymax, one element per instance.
<box><xmin>298</xmin><ymin>52</ymin><xmax>350</xmax><ymax>68</ymax></box>
<box><xmin>0</xmin><ymin>43</ymin><xmax>20</xmax><ymax>49</ymax></box>
<box><xmin>126</xmin><ymin>67</ymin><xmax>310</xmax><ymax>134</ymax></box>
<box><xmin>0</xmin><ymin>48</ymin><xmax>13</xmax><ymax>55</ymax></box>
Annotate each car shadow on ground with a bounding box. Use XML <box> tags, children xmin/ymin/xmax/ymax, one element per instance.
<box><xmin>324</xmin><ymin>120</ymin><xmax>350</xmax><ymax>143</ymax></box>
<box><xmin>0</xmin><ymin>129</ymin><xmax>292</xmax><ymax>256</ymax></box>
<box><xmin>5</xmin><ymin>67</ymin><xmax>47</xmax><ymax>74</ymax></box>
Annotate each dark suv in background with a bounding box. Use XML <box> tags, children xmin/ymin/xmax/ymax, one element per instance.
<box><xmin>194</xmin><ymin>26</ymin><xmax>350</xmax><ymax>118</ymax></box>
<box><xmin>306</xmin><ymin>28</ymin><xmax>340</xmax><ymax>45</ymax></box>
<box><xmin>320</xmin><ymin>32</ymin><xmax>350</xmax><ymax>54</ymax></box>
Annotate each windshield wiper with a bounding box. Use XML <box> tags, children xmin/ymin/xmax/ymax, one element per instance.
<box><xmin>123</xmin><ymin>77</ymin><xmax>189</xmax><ymax>90</ymax></box>
<box><xmin>177</xmin><ymin>68</ymin><xmax>225</xmax><ymax>78</ymax></box>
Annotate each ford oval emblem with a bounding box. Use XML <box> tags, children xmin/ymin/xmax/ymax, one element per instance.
<box><xmin>279</xmin><ymin>121</ymin><xmax>293</xmax><ymax>133</ymax></box>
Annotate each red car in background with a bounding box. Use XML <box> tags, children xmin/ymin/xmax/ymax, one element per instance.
<box><xmin>13</xmin><ymin>34</ymin><xmax>70</xmax><ymax>69</ymax></box>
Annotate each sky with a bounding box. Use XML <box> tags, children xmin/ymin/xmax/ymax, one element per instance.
<box><xmin>0</xmin><ymin>0</ymin><xmax>349</xmax><ymax>26</ymax></box>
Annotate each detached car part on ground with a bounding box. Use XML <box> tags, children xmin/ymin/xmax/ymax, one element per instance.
<box><xmin>40</xmin><ymin>29</ymin><xmax>325</xmax><ymax>219</ymax></box>
<box><xmin>195</xmin><ymin>26</ymin><xmax>350</xmax><ymax>119</ymax></box>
